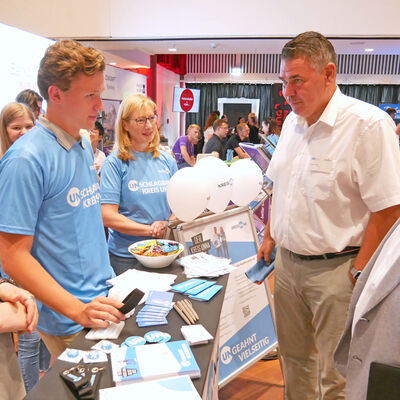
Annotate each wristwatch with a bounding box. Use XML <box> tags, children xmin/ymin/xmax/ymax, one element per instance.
<box><xmin>350</xmin><ymin>267</ymin><xmax>362</xmax><ymax>281</ymax></box>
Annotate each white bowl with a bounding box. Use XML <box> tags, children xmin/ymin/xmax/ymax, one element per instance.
<box><xmin>128</xmin><ymin>239</ymin><xmax>184</xmax><ymax>269</ymax></box>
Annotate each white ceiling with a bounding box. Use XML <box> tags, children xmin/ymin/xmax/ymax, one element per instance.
<box><xmin>80</xmin><ymin>37</ymin><xmax>400</xmax><ymax>69</ymax></box>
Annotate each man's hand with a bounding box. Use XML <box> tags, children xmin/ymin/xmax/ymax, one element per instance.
<box><xmin>0</xmin><ymin>282</ymin><xmax>38</xmax><ymax>333</ymax></box>
<box><xmin>72</xmin><ymin>296</ymin><xmax>126</xmax><ymax>329</ymax></box>
<box><xmin>257</xmin><ymin>238</ymin><xmax>276</xmax><ymax>263</ymax></box>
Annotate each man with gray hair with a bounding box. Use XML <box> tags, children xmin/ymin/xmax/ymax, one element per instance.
<box><xmin>258</xmin><ymin>31</ymin><xmax>400</xmax><ymax>399</ymax></box>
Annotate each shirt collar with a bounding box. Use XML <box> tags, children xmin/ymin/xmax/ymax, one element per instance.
<box><xmin>213</xmin><ymin>133</ymin><xmax>223</xmax><ymax>143</ymax></box>
<box><xmin>317</xmin><ymin>86</ymin><xmax>342</xmax><ymax>127</ymax></box>
<box><xmin>39</xmin><ymin>116</ymin><xmax>86</xmax><ymax>151</ymax></box>
<box><xmin>294</xmin><ymin>86</ymin><xmax>341</xmax><ymax>129</ymax></box>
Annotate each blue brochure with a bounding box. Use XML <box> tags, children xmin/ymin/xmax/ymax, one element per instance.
<box><xmin>171</xmin><ymin>279</ymin><xmax>206</xmax><ymax>293</ymax></box>
<box><xmin>185</xmin><ymin>281</ymin><xmax>216</xmax><ymax>296</ymax></box>
<box><xmin>189</xmin><ymin>285</ymin><xmax>223</xmax><ymax>301</ymax></box>
<box><xmin>111</xmin><ymin>340</ymin><xmax>201</xmax><ymax>383</ymax></box>
<box><xmin>146</xmin><ymin>290</ymin><xmax>174</xmax><ymax>308</ymax></box>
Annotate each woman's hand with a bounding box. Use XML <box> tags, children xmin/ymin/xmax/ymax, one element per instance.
<box><xmin>150</xmin><ymin>221</ymin><xmax>168</xmax><ymax>238</ymax></box>
<box><xmin>0</xmin><ymin>283</ymin><xmax>38</xmax><ymax>333</ymax></box>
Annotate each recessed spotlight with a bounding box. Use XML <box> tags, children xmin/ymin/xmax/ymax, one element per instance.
<box><xmin>230</xmin><ymin>67</ymin><xmax>242</xmax><ymax>76</ymax></box>
<box><xmin>168</xmin><ymin>48</ymin><xmax>177</xmax><ymax>52</ymax></box>
<box><xmin>109</xmin><ymin>62</ymin><xmax>117</xmax><ymax>65</ymax></box>
<box><xmin>365</xmin><ymin>48</ymin><xmax>374</xmax><ymax>52</ymax></box>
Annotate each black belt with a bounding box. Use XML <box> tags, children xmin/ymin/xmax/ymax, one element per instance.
<box><xmin>289</xmin><ymin>246</ymin><xmax>360</xmax><ymax>261</ymax></box>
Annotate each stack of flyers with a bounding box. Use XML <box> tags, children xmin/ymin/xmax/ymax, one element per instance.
<box><xmin>136</xmin><ymin>290</ymin><xmax>174</xmax><ymax>327</ymax></box>
<box><xmin>177</xmin><ymin>252</ymin><xmax>236</xmax><ymax>278</ymax></box>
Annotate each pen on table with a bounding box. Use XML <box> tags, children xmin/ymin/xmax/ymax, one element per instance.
<box><xmin>176</xmin><ymin>301</ymin><xmax>196</xmax><ymax>324</ymax></box>
<box><xmin>181</xmin><ymin>300</ymin><xmax>198</xmax><ymax>322</ymax></box>
<box><xmin>178</xmin><ymin>301</ymin><xmax>196</xmax><ymax>324</ymax></box>
<box><xmin>184</xmin><ymin>299</ymin><xmax>199</xmax><ymax>321</ymax></box>
<box><xmin>173</xmin><ymin>303</ymin><xmax>192</xmax><ymax>325</ymax></box>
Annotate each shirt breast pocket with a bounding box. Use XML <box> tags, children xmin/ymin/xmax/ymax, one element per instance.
<box><xmin>300</xmin><ymin>158</ymin><xmax>336</xmax><ymax>200</ymax></box>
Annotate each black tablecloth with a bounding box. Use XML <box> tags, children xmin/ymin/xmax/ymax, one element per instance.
<box><xmin>25</xmin><ymin>261</ymin><xmax>228</xmax><ymax>399</ymax></box>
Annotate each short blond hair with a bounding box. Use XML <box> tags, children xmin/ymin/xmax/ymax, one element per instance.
<box><xmin>187</xmin><ymin>124</ymin><xmax>200</xmax><ymax>133</ymax></box>
<box><xmin>0</xmin><ymin>102</ymin><xmax>34</xmax><ymax>157</ymax></box>
<box><xmin>116</xmin><ymin>94</ymin><xmax>160</xmax><ymax>161</ymax></box>
<box><xmin>38</xmin><ymin>40</ymin><xmax>105</xmax><ymax>100</ymax></box>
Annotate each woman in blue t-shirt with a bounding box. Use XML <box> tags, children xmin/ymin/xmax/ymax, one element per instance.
<box><xmin>0</xmin><ymin>101</ymin><xmax>50</xmax><ymax>394</ymax></box>
<box><xmin>100</xmin><ymin>94</ymin><xmax>178</xmax><ymax>275</ymax></box>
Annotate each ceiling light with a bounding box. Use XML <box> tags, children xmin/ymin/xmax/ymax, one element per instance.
<box><xmin>365</xmin><ymin>48</ymin><xmax>374</xmax><ymax>52</ymax></box>
<box><xmin>230</xmin><ymin>67</ymin><xmax>242</xmax><ymax>76</ymax></box>
<box><xmin>109</xmin><ymin>62</ymin><xmax>117</xmax><ymax>65</ymax></box>
<box><xmin>168</xmin><ymin>48</ymin><xmax>177</xmax><ymax>52</ymax></box>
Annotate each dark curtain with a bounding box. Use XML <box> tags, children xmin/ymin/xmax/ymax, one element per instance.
<box><xmin>184</xmin><ymin>83</ymin><xmax>400</xmax><ymax>134</ymax></box>
<box><xmin>185</xmin><ymin>83</ymin><xmax>273</xmax><ymax>131</ymax></box>
<box><xmin>338</xmin><ymin>84</ymin><xmax>400</xmax><ymax>105</ymax></box>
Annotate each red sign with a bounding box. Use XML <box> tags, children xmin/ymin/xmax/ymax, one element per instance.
<box><xmin>272</xmin><ymin>83</ymin><xmax>291</xmax><ymax>127</ymax></box>
<box><xmin>180</xmin><ymin>89</ymin><xmax>194</xmax><ymax>112</ymax></box>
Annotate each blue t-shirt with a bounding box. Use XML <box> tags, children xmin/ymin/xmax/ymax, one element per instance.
<box><xmin>100</xmin><ymin>150</ymin><xmax>178</xmax><ymax>257</ymax></box>
<box><xmin>0</xmin><ymin>123</ymin><xmax>114</xmax><ymax>335</ymax></box>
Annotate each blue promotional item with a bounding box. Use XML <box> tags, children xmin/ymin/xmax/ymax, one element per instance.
<box><xmin>245</xmin><ymin>247</ymin><xmax>277</xmax><ymax>284</ymax></box>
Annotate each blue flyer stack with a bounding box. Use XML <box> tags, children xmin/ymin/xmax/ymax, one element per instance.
<box><xmin>136</xmin><ymin>290</ymin><xmax>173</xmax><ymax>327</ymax></box>
<box><xmin>171</xmin><ymin>279</ymin><xmax>223</xmax><ymax>301</ymax></box>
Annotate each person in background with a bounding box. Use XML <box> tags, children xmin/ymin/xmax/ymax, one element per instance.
<box><xmin>385</xmin><ymin>107</ymin><xmax>400</xmax><ymax>138</ymax></box>
<box><xmin>15</xmin><ymin>89</ymin><xmax>43</xmax><ymax>120</ymax></box>
<box><xmin>224</xmin><ymin>122</ymin><xmax>250</xmax><ymax>159</ymax></box>
<box><xmin>385</xmin><ymin>107</ymin><xmax>396</xmax><ymax>120</ymax></box>
<box><xmin>257</xmin><ymin>31</ymin><xmax>400</xmax><ymax>399</ymax></box>
<box><xmin>335</xmin><ymin>218</ymin><xmax>400</xmax><ymax>400</ymax></box>
<box><xmin>172</xmin><ymin>124</ymin><xmax>200</xmax><ymax>168</ymax></box>
<box><xmin>261</xmin><ymin>117</ymin><xmax>280</xmax><ymax>146</ymax></box>
<box><xmin>220</xmin><ymin>114</ymin><xmax>232</xmax><ymax>143</ymax></box>
<box><xmin>90</xmin><ymin>120</ymin><xmax>106</xmax><ymax>176</ymax></box>
<box><xmin>247</xmin><ymin>112</ymin><xmax>260</xmax><ymax>144</ymax></box>
<box><xmin>204</xmin><ymin>119</ymin><xmax>229</xmax><ymax>160</ymax></box>
<box><xmin>237</xmin><ymin>116</ymin><xmax>245</xmax><ymax>124</ymax></box>
<box><xmin>0</xmin><ymin>40</ymin><xmax>126</xmax><ymax>359</ymax></box>
<box><xmin>100</xmin><ymin>94</ymin><xmax>178</xmax><ymax>276</ymax></box>
<box><xmin>202</xmin><ymin>112</ymin><xmax>219</xmax><ymax>152</ymax></box>
<box><xmin>0</xmin><ymin>103</ymin><xmax>34</xmax><ymax>157</ymax></box>
<box><xmin>0</xmin><ymin>278</ymin><xmax>38</xmax><ymax>400</ymax></box>
<box><xmin>0</xmin><ymin>102</ymin><xmax>50</xmax><ymax>393</ymax></box>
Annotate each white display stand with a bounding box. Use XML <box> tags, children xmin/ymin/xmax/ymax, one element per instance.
<box><xmin>171</xmin><ymin>206</ymin><xmax>278</xmax><ymax>387</ymax></box>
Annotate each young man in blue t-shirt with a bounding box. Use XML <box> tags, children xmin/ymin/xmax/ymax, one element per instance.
<box><xmin>0</xmin><ymin>40</ymin><xmax>125</xmax><ymax>357</ymax></box>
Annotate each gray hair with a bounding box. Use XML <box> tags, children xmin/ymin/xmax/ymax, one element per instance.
<box><xmin>281</xmin><ymin>31</ymin><xmax>337</xmax><ymax>71</ymax></box>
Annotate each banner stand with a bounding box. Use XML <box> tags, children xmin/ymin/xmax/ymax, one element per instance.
<box><xmin>168</xmin><ymin>206</ymin><xmax>279</xmax><ymax>388</ymax></box>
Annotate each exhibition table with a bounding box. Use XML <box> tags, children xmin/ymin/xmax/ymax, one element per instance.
<box><xmin>25</xmin><ymin>261</ymin><xmax>228</xmax><ymax>400</ymax></box>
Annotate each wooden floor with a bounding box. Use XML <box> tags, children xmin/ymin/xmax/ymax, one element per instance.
<box><xmin>218</xmin><ymin>358</ymin><xmax>284</xmax><ymax>400</ymax></box>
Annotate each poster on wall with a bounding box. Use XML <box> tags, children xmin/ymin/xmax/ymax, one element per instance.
<box><xmin>172</xmin><ymin>87</ymin><xmax>200</xmax><ymax>113</ymax></box>
<box><xmin>100</xmin><ymin>99</ymin><xmax>120</xmax><ymax>155</ymax></box>
<box><xmin>172</xmin><ymin>207</ymin><xmax>277</xmax><ymax>387</ymax></box>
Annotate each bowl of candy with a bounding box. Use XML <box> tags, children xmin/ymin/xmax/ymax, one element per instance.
<box><xmin>128</xmin><ymin>239</ymin><xmax>184</xmax><ymax>269</ymax></box>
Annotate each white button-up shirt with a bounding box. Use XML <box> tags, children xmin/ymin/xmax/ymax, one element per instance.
<box><xmin>267</xmin><ymin>87</ymin><xmax>400</xmax><ymax>255</ymax></box>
